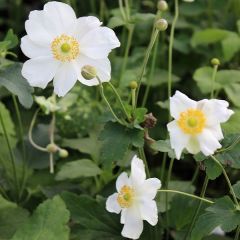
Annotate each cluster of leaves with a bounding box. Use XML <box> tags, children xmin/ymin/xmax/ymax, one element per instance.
<box><xmin>0</xmin><ymin>0</ymin><xmax>240</xmax><ymax>240</ymax></box>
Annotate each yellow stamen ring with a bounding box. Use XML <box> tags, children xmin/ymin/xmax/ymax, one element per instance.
<box><xmin>51</xmin><ymin>34</ymin><xmax>79</xmax><ymax>62</ymax></box>
<box><xmin>177</xmin><ymin>109</ymin><xmax>206</xmax><ymax>135</ymax></box>
<box><xmin>117</xmin><ymin>185</ymin><xmax>134</xmax><ymax>208</ymax></box>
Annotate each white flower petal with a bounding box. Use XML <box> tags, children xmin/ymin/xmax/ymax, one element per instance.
<box><xmin>75</xmin><ymin>55</ymin><xmax>111</xmax><ymax>86</ymax></box>
<box><xmin>81</xmin><ymin>27</ymin><xmax>120</xmax><ymax>59</ymax></box>
<box><xmin>130</xmin><ymin>155</ymin><xmax>146</xmax><ymax>184</ymax></box>
<box><xmin>170</xmin><ymin>91</ymin><xmax>197</xmax><ymax>120</ymax></box>
<box><xmin>207</xmin><ymin>124</ymin><xmax>224</xmax><ymax>141</ymax></box>
<box><xmin>43</xmin><ymin>1</ymin><xmax>77</xmax><ymax>35</ymax></box>
<box><xmin>167</xmin><ymin>120</ymin><xmax>190</xmax><ymax>159</ymax></box>
<box><xmin>140</xmin><ymin>178</ymin><xmax>161</xmax><ymax>199</ymax></box>
<box><xmin>106</xmin><ymin>193</ymin><xmax>121</xmax><ymax>214</ymax></box>
<box><xmin>25</xmin><ymin>10</ymin><xmax>53</xmax><ymax>45</ymax></box>
<box><xmin>139</xmin><ymin>199</ymin><xmax>158</xmax><ymax>226</ymax></box>
<box><xmin>121</xmin><ymin>208</ymin><xmax>127</xmax><ymax>224</ymax></box>
<box><xmin>121</xmin><ymin>207</ymin><xmax>143</xmax><ymax>240</ymax></box>
<box><xmin>197</xmin><ymin>99</ymin><xmax>234</xmax><ymax>126</ymax></box>
<box><xmin>22</xmin><ymin>56</ymin><xmax>59</xmax><ymax>88</ymax></box>
<box><xmin>116</xmin><ymin>172</ymin><xmax>130</xmax><ymax>192</ymax></box>
<box><xmin>53</xmin><ymin>63</ymin><xmax>78</xmax><ymax>97</ymax></box>
<box><xmin>21</xmin><ymin>36</ymin><xmax>51</xmax><ymax>59</ymax></box>
<box><xmin>75</xmin><ymin>16</ymin><xmax>102</xmax><ymax>40</ymax></box>
<box><xmin>185</xmin><ymin>137</ymin><xmax>200</xmax><ymax>155</ymax></box>
<box><xmin>197</xmin><ymin>129</ymin><xmax>222</xmax><ymax>156</ymax></box>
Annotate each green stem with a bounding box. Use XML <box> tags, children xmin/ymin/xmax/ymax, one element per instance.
<box><xmin>124</xmin><ymin>0</ymin><xmax>130</xmax><ymax>21</ymax></box>
<box><xmin>210</xmin><ymin>65</ymin><xmax>218</xmax><ymax>99</ymax></box>
<box><xmin>142</xmin><ymin>34</ymin><xmax>159</xmax><ymax>107</ymax></box>
<box><xmin>158</xmin><ymin>189</ymin><xmax>213</xmax><ymax>204</ymax></box>
<box><xmin>165</xmin><ymin>158</ymin><xmax>175</xmax><ymax>240</ymax></box>
<box><xmin>119</xmin><ymin>0</ymin><xmax>127</xmax><ymax>21</ymax></box>
<box><xmin>97</xmin><ymin>77</ymin><xmax>124</xmax><ymax>125</ymax></box>
<box><xmin>49</xmin><ymin>107</ymin><xmax>56</xmax><ymax>174</ymax></box>
<box><xmin>131</xmin><ymin>88</ymin><xmax>136</xmax><ymax>114</ymax></box>
<box><xmin>107</xmin><ymin>82</ymin><xmax>131</xmax><ymax>121</ymax></box>
<box><xmin>28</xmin><ymin>109</ymin><xmax>48</xmax><ymax>152</ymax></box>
<box><xmin>184</xmin><ymin>175</ymin><xmax>209</xmax><ymax>240</ymax></box>
<box><xmin>119</xmin><ymin>25</ymin><xmax>134</xmax><ymax>86</ymax></box>
<box><xmin>138</xmin><ymin>147</ymin><xmax>150</xmax><ymax>178</ymax></box>
<box><xmin>210</xmin><ymin>155</ymin><xmax>239</xmax><ymax>206</ymax></box>
<box><xmin>160</xmin><ymin>152</ymin><xmax>167</xmax><ymax>180</ymax></box>
<box><xmin>216</xmin><ymin>134</ymin><xmax>240</xmax><ymax>153</ymax></box>
<box><xmin>136</xmin><ymin>29</ymin><xmax>159</xmax><ymax>105</ymax></box>
<box><xmin>0</xmin><ymin>108</ymin><xmax>20</xmax><ymax>200</ymax></box>
<box><xmin>168</xmin><ymin>0</ymin><xmax>179</xmax><ymax>103</ymax></box>
<box><xmin>191</xmin><ymin>165</ymin><xmax>200</xmax><ymax>185</ymax></box>
<box><xmin>234</xmin><ymin>226</ymin><xmax>240</xmax><ymax>240</ymax></box>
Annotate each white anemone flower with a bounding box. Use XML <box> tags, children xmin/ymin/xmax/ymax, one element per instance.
<box><xmin>167</xmin><ymin>91</ymin><xmax>234</xmax><ymax>160</ymax></box>
<box><xmin>21</xmin><ymin>1</ymin><xmax>120</xmax><ymax>97</ymax></box>
<box><xmin>106</xmin><ymin>155</ymin><xmax>161</xmax><ymax>239</ymax></box>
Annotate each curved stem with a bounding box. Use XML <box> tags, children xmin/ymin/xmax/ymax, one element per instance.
<box><xmin>184</xmin><ymin>175</ymin><xmax>209</xmax><ymax>240</ymax></box>
<box><xmin>210</xmin><ymin>65</ymin><xmax>218</xmax><ymax>99</ymax></box>
<box><xmin>168</xmin><ymin>0</ymin><xmax>179</xmax><ymax>103</ymax></box>
<box><xmin>136</xmin><ymin>29</ymin><xmax>159</xmax><ymax>105</ymax></box>
<box><xmin>0</xmin><ymin>108</ymin><xmax>20</xmax><ymax>200</ymax></box>
<box><xmin>28</xmin><ymin>109</ymin><xmax>48</xmax><ymax>152</ymax></box>
<box><xmin>158</xmin><ymin>189</ymin><xmax>213</xmax><ymax>204</ymax></box>
<box><xmin>107</xmin><ymin>82</ymin><xmax>131</xmax><ymax>121</ymax></box>
<box><xmin>216</xmin><ymin>134</ymin><xmax>240</xmax><ymax>153</ymax></box>
<box><xmin>97</xmin><ymin>77</ymin><xmax>124</xmax><ymax>125</ymax></box>
<box><xmin>210</xmin><ymin>155</ymin><xmax>239</xmax><ymax>206</ymax></box>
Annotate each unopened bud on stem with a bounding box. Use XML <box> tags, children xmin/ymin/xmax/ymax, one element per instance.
<box><xmin>157</xmin><ymin>1</ymin><xmax>168</xmax><ymax>11</ymax></box>
<box><xmin>59</xmin><ymin>149</ymin><xmax>69</xmax><ymax>158</ymax></box>
<box><xmin>211</xmin><ymin>58</ymin><xmax>220</xmax><ymax>66</ymax></box>
<box><xmin>130</xmin><ymin>81</ymin><xmax>138</xmax><ymax>90</ymax></box>
<box><xmin>81</xmin><ymin>65</ymin><xmax>97</xmax><ymax>80</ymax></box>
<box><xmin>46</xmin><ymin>143</ymin><xmax>58</xmax><ymax>153</ymax></box>
<box><xmin>155</xmin><ymin>18</ymin><xmax>168</xmax><ymax>31</ymax></box>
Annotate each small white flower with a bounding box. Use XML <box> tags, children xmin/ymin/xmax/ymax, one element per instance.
<box><xmin>167</xmin><ymin>91</ymin><xmax>234</xmax><ymax>159</ymax></box>
<box><xmin>21</xmin><ymin>1</ymin><xmax>120</xmax><ymax>97</ymax></box>
<box><xmin>106</xmin><ymin>155</ymin><xmax>161</xmax><ymax>239</ymax></box>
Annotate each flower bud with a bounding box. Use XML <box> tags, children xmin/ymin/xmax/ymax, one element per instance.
<box><xmin>130</xmin><ymin>81</ymin><xmax>138</xmax><ymax>90</ymax></box>
<box><xmin>59</xmin><ymin>149</ymin><xmax>69</xmax><ymax>158</ymax></box>
<box><xmin>155</xmin><ymin>18</ymin><xmax>168</xmax><ymax>31</ymax></box>
<box><xmin>81</xmin><ymin>65</ymin><xmax>97</xmax><ymax>80</ymax></box>
<box><xmin>211</xmin><ymin>58</ymin><xmax>220</xmax><ymax>66</ymax></box>
<box><xmin>46</xmin><ymin>143</ymin><xmax>58</xmax><ymax>153</ymax></box>
<box><xmin>157</xmin><ymin>1</ymin><xmax>168</xmax><ymax>11</ymax></box>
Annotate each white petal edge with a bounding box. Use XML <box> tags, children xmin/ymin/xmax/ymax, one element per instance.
<box><xmin>106</xmin><ymin>193</ymin><xmax>121</xmax><ymax>214</ymax></box>
<box><xmin>167</xmin><ymin>120</ymin><xmax>190</xmax><ymax>159</ymax></box>
<box><xmin>80</xmin><ymin>27</ymin><xmax>120</xmax><ymax>59</ymax></box>
<box><xmin>197</xmin><ymin>129</ymin><xmax>222</xmax><ymax>156</ymax></box>
<box><xmin>139</xmin><ymin>199</ymin><xmax>158</xmax><ymax>226</ymax></box>
<box><xmin>130</xmin><ymin>155</ymin><xmax>146</xmax><ymax>184</ymax></box>
<box><xmin>53</xmin><ymin>63</ymin><xmax>78</xmax><ymax>97</ymax></box>
<box><xmin>121</xmin><ymin>207</ymin><xmax>143</xmax><ymax>240</ymax></box>
<box><xmin>185</xmin><ymin>136</ymin><xmax>200</xmax><ymax>155</ymax></box>
<box><xmin>21</xmin><ymin>35</ymin><xmax>51</xmax><ymax>59</ymax></box>
<box><xmin>140</xmin><ymin>178</ymin><xmax>161</xmax><ymax>200</ymax></box>
<box><xmin>170</xmin><ymin>91</ymin><xmax>197</xmax><ymax>120</ymax></box>
<box><xmin>116</xmin><ymin>172</ymin><xmax>130</xmax><ymax>192</ymax></box>
<box><xmin>22</xmin><ymin>56</ymin><xmax>59</xmax><ymax>88</ymax></box>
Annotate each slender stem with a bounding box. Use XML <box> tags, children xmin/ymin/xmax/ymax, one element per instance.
<box><xmin>168</xmin><ymin>0</ymin><xmax>179</xmax><ymax>102</ymax></box>
<box><xmin>138</xmin><ymin>147</ymin><xmax>150</xmax><ymax>178</ymax></box>
<box><xmin>191</xmin><ymin>165</ymin><xmax>200</xmax><ymax>185</ymax></box>
<box><xmin>119</xmin><ymin>25</ymin><xmax>134</xmax><ymax>86</ymax></box>
<box><xmin>97</xmin><ymin>77</ymin><xmax>124</xmax><ymax>125</ymax></box>
<box><xmin>158</xmin><ymin>190</ymin><xmax>213</xmax><ymax>204</ymax></box>
<box><xmin>131</xmin><ymin>88</ymin><xmax>136</xmax><ymax>113</ymax></box>
<box><xmin>160</xmin><ymin>152</ymin><xmax>167</xmax><ymax>180</ymax></box>
<box><xmin>136</xmin><ymin>29</ymin><xmax>159</xmax><ymax>105</ymax></box>
<box><xmin>217</xmin><ymin>134</ymin><xmax>240</xmax><ymax>153</ymax></box>
<box><xmin>124</xmin><ymin>0</ymin><xmax>130</xmax><ymax>21</ymax></box>
<box><xmin>234</xmin><ymin>226</ymin><xmax>240</xmax><ymax>240</ymax></box>
<box><xmin>210</xmin><ymin>155</ymin><xmax>239</xmax><ymax>206</ymax></box>
<box><xmin>210</xmin><ymin>65</ymin><xmax>218</xmax><ymax>99</ymax></box>
<box><xmin>184</xmin><ymin>176</ymin><xmax>209</xmax><ymax>240</ymax></box>
<box><xmin>119</xmin><ymin>0</ymin><xmax>127</xmax><ymax>21</ymax></box>
<box><xmin>142</xmin><ymin>34</ymin><xmax>159</xmax><ymax>107</ymax></box>
<box><xmin>0</xmin><ymin>108</ymin><xmax>20</xmax><ymax>199</ymax></box>
<box><xmin>28</xmin><ymin>109</ymin><xmax>48</xmax><ymax>152</ymax></box>
<box><xmin>165</xmin><ymin>158</ymin><xmax>175</xmax><ymax>240</ymax></box>
<box><xmin>49</xmin><ymin>101</ymin><xmax>56</xmax><ymax>174</ymax></box>
<box><xmin>107</xmin><ymin>82</ymin><xmax>131</xmax><ymax>121</ymax></box>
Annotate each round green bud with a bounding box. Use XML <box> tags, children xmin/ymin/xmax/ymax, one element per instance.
<box><xmin>157</xmin><ymin>1</ymin><xmax>168</xmax><ymax>11</ymax></box>
<box><xmin>130</xmin><ymin>81</ymin><xmax>138</xmax><ymax>89</ymax></box>
<box><xmin>46</xmin><ymin>143</ymin><xmax>58</xmax><ymax>153</ymax></box>
<box><xmin>211</xmin><ymin>58</ymin><xmax>220</xmax><ymax>66</ymax></box>
<box><xmin>81</xmin><ymin>65</ymin><xmax>97</xmax><ymax>80</ymax></box>
<box><xmin>59</xmin><ymin>149</ymin><xmax>69</xmax><ymax>158</ymax></box>
<box><xmin>155</xmin><ymin>18</ymin><xmax>168</xmax><ymax>31</ymax></box>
